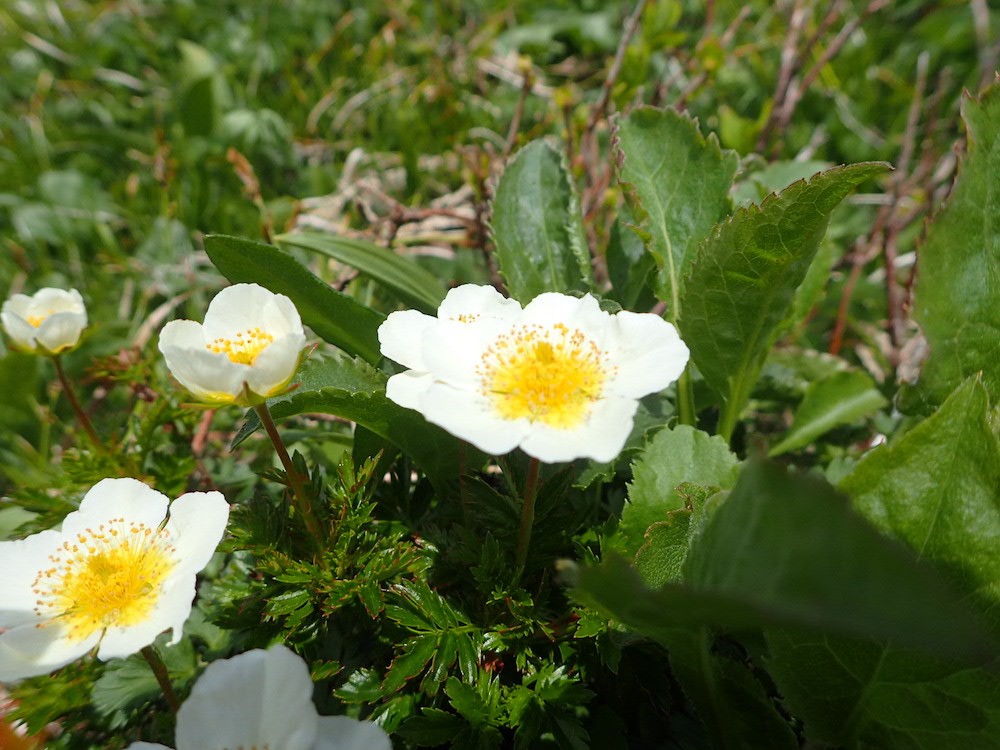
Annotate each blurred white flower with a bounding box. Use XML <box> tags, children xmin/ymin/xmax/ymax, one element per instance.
<box><xmin>0</xmin><ymin>478</ymin><xmax>229</xmax><ymax>681</ymax></box>
<box><xmin>1</xmin><ymin>287</ymin><xmax>88</xmax><ymax>355</ymax></box>
<box><xmin>158</xmin><ymin>283</ymin><xmax>306</xmax><ymax>406</ymax></box>
<box><xmin>125</xmin><ymin>645</ymin><xmax>390</xmax><ymax>750</ymax></box>
<box><xmin>378</xmin><ymin>284</ymin><xmax>690</xmax><ymax>463</ymax></box>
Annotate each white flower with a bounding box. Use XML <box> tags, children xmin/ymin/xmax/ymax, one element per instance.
<box><xmin>158</xmin><ymin>283</ymin><xmax>307</xmax><ymax>406</ymax></box>
<box><xmin>0</xmin><ymin>478</ymin><xmax>229</xmax><ymax>681</ymax></box>
<box><xmin>125</xmin><ymin>645</ymin><xmax>391</xmax><ymax>750</ymax></box>
<box><xmin>378</xmin><ymin>284</ymin><xmax>690</xmax><ymax>463</ymax></box>
<box><xmin>1</xmin><ymin>287</ymin><xmax>88</xmax><ymax>355</ymax></box>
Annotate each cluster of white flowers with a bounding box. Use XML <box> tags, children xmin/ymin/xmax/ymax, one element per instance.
<box><xmin>0</xmin><ymin>280</ymin><xmax>690</xmax><ymax>747</ymax></box>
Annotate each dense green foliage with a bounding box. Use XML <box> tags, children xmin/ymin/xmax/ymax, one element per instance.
<box><xmin>2</xmin><ymin>1</ymin><xmax>999</xmax><ymax>749</ymax></box>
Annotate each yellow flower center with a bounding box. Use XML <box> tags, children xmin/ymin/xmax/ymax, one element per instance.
<box><xmin>26</xmin><ymin>312</ymin><xmax>54</xmax><ymax>327</ymax></box>
<box><xmin>32</xmin><ymin>518</ymin><xmax>176</xmax><ymax>642</ymax></box>
<box><xmin>478</xmin><ymin>323</ymin><xmax>611</xmax><ymax>429</ymax></box>
<box><xmin>207</xmin><ymin>327</ymin><xmax>275</xmax><ymax>365</ymax></box>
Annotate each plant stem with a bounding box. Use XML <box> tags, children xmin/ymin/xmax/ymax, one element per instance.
<box><xmin>52</xmin><ymin>355</ymin><xmax>105</xmax><ymax>454</ymax></box>
<box><xmin>141</xmin><ymin>646</ymin><xmax>180</xmax><ymax>713</ymax></box>
<box><xmin>515</xmin><ymin>458</ymin><xmax>541</xmax><ymax>572</ymax></box>
<box><xmin>254</xmin><ymin>402</ymin><xmax>327</xmax><ymax>559</ymax></box>
<box><xmin>676</xmin><ymin>368</ymin><xmax>696</xmax><ymax>427</ymax></box>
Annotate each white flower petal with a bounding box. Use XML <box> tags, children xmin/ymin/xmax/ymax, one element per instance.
<box><xmin>419</xmin><ymin>381</ymin><xmax>528</xmax><ymax>455</ymax></box>
<box><xmin>1</xmin><ymin>309</ymin><xmax>38</xmax><ymax>350</ymax></box>
<box><xmin>0</xmin><ymin>530</ymin><xmax>63</xmax><ymax>628</ymax></box>
<box><xmin>605</xmin><ymin>312</ymin><xmax>690</xmax><ymax>399</ymax></box>
<box><xmin>378</xmin><ymin>309</ymin><xmax>437</xmax><ymax>370</ymax></box>
<box><xmin>520</xmin><ymin>292</ymin><xmax>608</xmax><ymax>330</ymax></box>
<box><xmin>421</xmin><ymin>318</ymin><xmax>502</xmax><ymax>389</ymax></box>
<box><xmin>97</xmin><ymin>576</ymin><xmax>195</xmax><ymax>659</ymax></box>
<box><xmin>0</xmin><ymin>621</ymin><xmax>100</xmax><ymax>682</ymax></box>
<box><xmin>2</xmin><ymin>294</ymin><xmax>33</xmax><ymax>318</ymax></box>
<box><xmin>62</xmin><ymin>478</ymin><xmax>169</xmax><ymax>540</ymax></box>
<box><xmin>437</xmin><ymin>284</ymin><xmax>522</xmax><ymax>322</ymax></box>
<box><xmin>159</xmin><ymin>336</ymin><xmax>248</xmax><ymax>403</ymax></box>
<box><xmin>34</xmin><ymin>310</ymin><xmax>87</xmax><ymax>353</ymax></box>
<box><xmin>202</xmin><ymin>283</ymin><xmax>285</xmax><ymax>340</ymax></box>
<box><xmin>165</xmin><ymin>491</ymin><xmax>230</xmax><ymax>579</ymax></box>
<box><xmin>262</xmin><ymin>290</ymin><xmax>304</xmax><ymax>338</ymax></box>
<box><xmin>158</xmin><ymin>319</ymin><xmax>207</xmax><ymax>350</ymax></box>
<box><xmin>519</xmin><ymin>397</ymin><xmax>639</xmax><ymax>463</ymax></box>
<box><xmin>29</xmin><ymin>288</ymin><xmax>85</xmax><ymax>316</ymax></box>
<box><xmin>243</xmin><ymin>331</ymin><xmax>305</xmax><ymax>398</ymax></box>
<box><xmin>314</xmin><ymin>716</ymin><xmax>392</xmax><ymax>750</ymax></box>
<box><xmin>125</xmin><ymin>744</ymin><xmax>173</xmax><ymax>750</ymax></box>
<box><xmin>385</xmin><ymin>371</ymin><xmax>435</xmax><ymax>410</ymax></box>
<box><xmin>176</xmin><ymin>645</ymin><xmax>318</xmax><ymax>750</ymax></box>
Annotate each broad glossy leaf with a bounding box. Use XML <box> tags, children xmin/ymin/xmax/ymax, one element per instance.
<box><xmin>769</xmin><ymin>370</ymin><xmax>887</xmax><ymax>456</ymax></box>
<box><xmin>491</xmin><ymin>139</ymin><xmax>591</xmax><ymax>301</ymax></box>
<box><xmin>232</xmin><ymin>352</ymin><xmax>481</xmax><ymax>489</ymax></box>
<box><xmin>276</xmin><ymin>231</ymin><xmax>446</xmax><ymax>313</ymax></box>
<box><xmin>614</xmin><ymin>107</ymin><xmax>739</xmax><ymax>316</ymax></box>
<box><xmin>576</xmin><ymin>461</ymin><xmax>995</xmax><ymax>662</ymax></box>
<box><xmin>619</xmin><ymin>425</ymin><xmax>739</xmax><ymax>555</ymax></box>
<box><xmin>678</xmin><ymin>162</ymin><xmax>888</xmax><ymax>440</ymax></box>
<box><xmin>907</xmin><ymin>85</ymin><xmax>1000</xmax><ymax>411</ymax></box>
<box><xmin>634</xmin><ymin>483</ymin><xmax>717</xmax><ymax>588</ymax></box>
<box><xmin>767</xmin><ymin>378</ymin><xmax>1000</xmax><ymax>747</ymax></box>
<box><xmin>204</xmin><ymin>234</ymin><xmax>384</xmax><ymax>365</ymax></box>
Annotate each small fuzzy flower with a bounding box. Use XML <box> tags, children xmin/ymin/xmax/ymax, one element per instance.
<box><xmin>378</xmin><ymin>284</ymin><xmax>690</xmax><ymax>463</ymax></box>
<box><xmin>0</xmin><ymin>478</ymin><xmax>229</xmax><ymax>681</ymax></box>
<box><xmin>158</xmin><ymin>283</ymin><xmax>306</xmax><ymax>406</ymax></box>
<box><xmin>1</xmin><ymin>288</ymin><xmax>88</xmax><ymax>355</ymax></box>
<box><xmin>125</xmin><ymin>645</ymin><xmax>391</xmax><ymax>750</ymax></box>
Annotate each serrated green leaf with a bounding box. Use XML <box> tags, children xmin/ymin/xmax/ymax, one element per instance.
<box><xmin>766</xmin><ymin>378</ymin><xmax>1000</xmax><ymax>748</ymax></box>
<box><xmin>491</xmin><ymin>139</ymin><xmax>591</xmax><ymax>301</ymax></box>
<box><xmin>394</xmin><ymin>580</ymin><xmax>464</xmax><ymax>629</ymax></box>
<box><xmin>614</xmin><ymin>106</ymin><xmax>739</xmax><ymax>317</ymax></box>
<box><xmin>204</xmin><ymin>234</ymin><xmax>384</xmax><ymax>365</ymax></box>
<box><xmin>446</xmin><ymin>676</ymin><xmax>489</xmax><ymax>724</ymax></box>
<box><xmin>605</xmin><ymin>210</ymin><xmax>656</xmax><ymax>310</ymax></box>
<box><xmin>906</xmin><ymin>85</ymin><xmax>1000</xmax><ymax>411</ymax></box>
<box><xmin>769</xmin><ymin>370</ymin><xmax>887</xmax><ymax>456</ymax></box>
<box><xmin>231</xmin><ymin>351</ymin><xmax>480</xmax><ymax>489</ymax></box>
<box><xmin>276</xmin><ymin>231</ymin><xmax>446</xmax><ymax>313</ymax></box>
<box><xmin>383</xmin><ymin>635</ymin><xmax>438</xmax><ymax>693</ymax></box>
<box><xmin>335</xmin><ymin>668</ymin><xmax>384</xmax><ymax>703</ymax></box>
<box><xmin>264</xmin><ymin>589</ymin><xmax>311</xmax><ymax>616</ymax></box>
<box><xmin>619</xmin><ymin>425</ymin><xmax>739</xmax><ymax>555</ymax></box>
<box><xmin>678</xmin><ymin>162</ymin><xmax>889</xmax><ymax>440</ymax></box>
<box><xmin>576</xmin><ymin>461</ymin><xmax>996</xmax><ymax>662</ymax></box>
<box><xmin>634</xmin><ymin>484</ymin><xmax>718</xmax><ymax>588</ymax></box>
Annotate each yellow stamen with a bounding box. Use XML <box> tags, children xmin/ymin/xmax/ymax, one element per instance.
<box><xmin>206</xmin><ymin>327</ymin><xmax>275</xmax><ymax>365</ymax></box>
<box><xmin>478</xmin><ymin>323</ymin><xmax>611</xmax><ymax>429</ymax></box>
<box><xmin>32</xmin><ymin>518</ymin><xmax>176</xmax><ymax>641</ymax></box>
<box><xmin>26</xmin><ymin>312</ymin><xmax>54</xmax><ymax>327</ymax></box>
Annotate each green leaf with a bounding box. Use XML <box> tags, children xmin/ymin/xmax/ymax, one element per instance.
<box><xmin>276</xmin><ymin>231</ymin><xmax>446</xmax><ymax>313</ymax></box>
<box><xmin>176</xmin><ymin>40</ymin><xmax>228</xmax><ymax>137</ymax></box>
<box><xmin>605</xmin><ymin>210</ymin><xmax>656</xmax><ymax>310</ymax></box>
<box><xmin>678</xmin><ymin>162</ymin><xmax>889</xmax><ymax>440</ymax></box>
<box><xmin>398</xmin><ymin>708</ymin><xmax>465</xmax><ymax>746</ymax></box>
<box><xmin>614</xmin><ymin>106</ymin><xmax>739</xmax><ymax>317</ymax></box>
<box><xmin>619</xmin><ymin>425</ymin><xmax>739</xmax><ymax>555</ymax></box>
<box><xmin>383</xmin><ymin>635</ymin><xmax>438</xmax><ymax>693</ymax></box>
<box><xmin>906</xmin><ymin>85</ymin><xmax>1000</xmax><ymax>411</ymax></box>
<box><xmin>634</xmin><ymin>483</ymin><xmax>718</xmax><ymax>588</ymax></box>
<box><xmin>576</xmin><ymin>461</ymin><xmax>996</xmax><ymax>663</ymax></box>
<box><xmin>204</xmin><ymin>234</ymin><xmax>384</xmax><ymax>365</ymax></box>
<box><xmin>491</xmin><ymin>139</ymin><xmax>591</xmax><ymax>301</ymax></box>
<box><xmin>446</xmin><ymin>676</ymin><xmax>489</xmax><ymax>724</ymax></box>
<box><xmin>769</xmin><ymin>370</ymin><xmax>887</xmax><ymax>456</ymax></box>
<box><xmin>766</xmin><ymin>378</ymin><xmax>1000</xmax><ymax>747</ymax></box>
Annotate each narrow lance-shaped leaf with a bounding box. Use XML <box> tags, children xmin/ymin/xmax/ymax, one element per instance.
<box><xmin>678</xmin><ymin>162</ymin><xmax>889</xmax><ymax>440</ymax></box>
<box><xmin>769</xmin><ymin>370</ymin><xmax>887</xmax><ymax>456</ymax></box>
<box><xmin>204</xmin><ymin>234</ymin><xmax>384</xmax><ymax>365</ymax></box>
<box><xmin>491</xmin><ymin>139</ymin><xmax>591</xmax><ymax>302</ymax></box>
<box><xmin>276</xmin><ymin>232</ymin><xmax>446</xmax><ymax>314</ymax></box>
<box><xmin>905</xmin><ymin>83</ymin><xmax>1000</xmax><ymax>412</ymax></box>
<box><xmin>767</xmin><ymin>377</ymin><xmax>1000</xmax><ymax>748</ymax></box>
<box><xmin>614</xmin><ymin>106</ymin><xmax>739</xmax><ymax>318</ymax></box>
